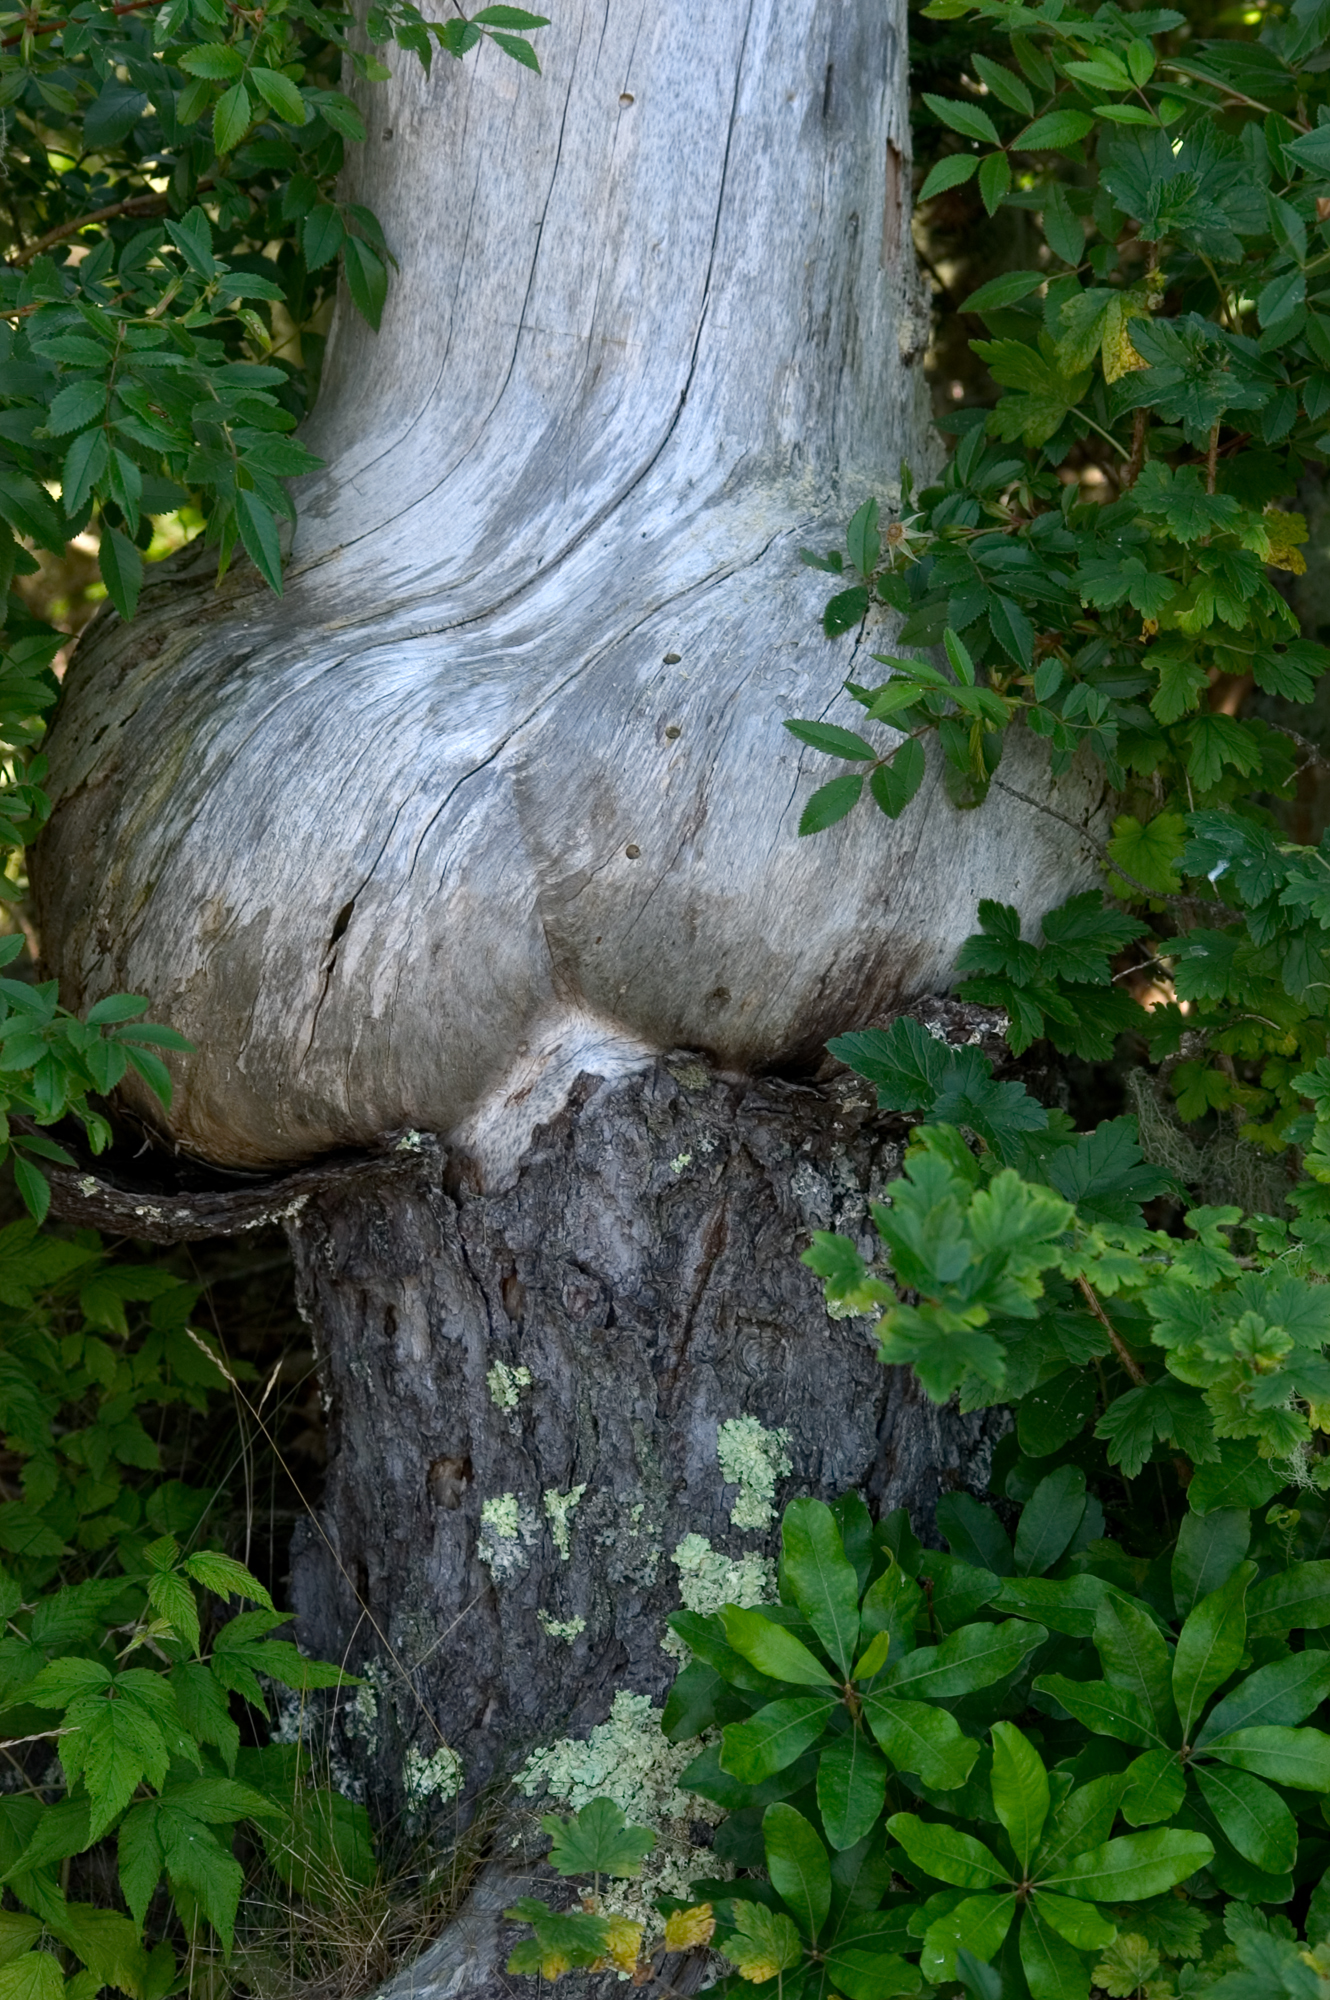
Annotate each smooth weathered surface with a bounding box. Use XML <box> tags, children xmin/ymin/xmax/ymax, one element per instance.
<box><xmin>288</xmin><ymin>1052</ymin><xmax>1002</xmax><ymax>1809</ymax></box>
<box><xmin>35</xmin><ymin>0</ymin><xmax>1105</xmax><ymax>1174</ymax></box>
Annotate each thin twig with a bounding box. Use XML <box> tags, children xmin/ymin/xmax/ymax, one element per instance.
<box><xmin>10</xmin><ymin>187</ymin><xmax>170</xmax><ymax>267</ymax></box>
<box><xmin>1</xmin><ymin>0</ymin><xmax>165</xmax><ymax>49</ymax></box>
<box><xmin>1077</xmin><ymin>1275</ymin><xmax>1146</xmax><ymax>1384</ymax></box>
<box><xmin>1124</xmin><ymin>408</ymin><xmax>1148</xmax><ymax>489</ymax></box>
<box><xmin>1206</xmin><ymin>420</ymin><xmax>1220</xmax><ymax>495</ymax></box>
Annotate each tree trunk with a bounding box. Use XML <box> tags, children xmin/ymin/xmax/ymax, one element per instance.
<box><xmin>35</xmin><ymin>0</ymin><xmax>1105</xmax><ymax>1176</ymax></box>
<box><xmin>33</xmin><ymin>5</ymin><xmax>1100</xmax><ymax>1982</ymax></box>
<box><xmin>286</xmin><ymin>1046</ymin><xmax>1002</xmax><ymax>1815</ymax></box>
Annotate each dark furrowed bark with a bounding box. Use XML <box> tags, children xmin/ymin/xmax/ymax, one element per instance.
<box><xmin>287</xmin><ymin>1052</ymin><xmax>1001</xmax><ymax>1813</ymax></box>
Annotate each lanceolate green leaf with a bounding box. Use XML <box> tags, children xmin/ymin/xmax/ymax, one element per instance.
<box><xmin>779</xmin><ymin>1498</ymin><xmax>861</xmax><ymax>1674</ymax></box>
<box><xmin>1043</xmin><ymin>1827</ymin><xmax>1214</xmax><ymax>1901</ymax></box>
<box><xmin>720</xmin><ymin>1696</ymin><xmax>839</xmax><ymax>1783</ymax></box>
<box><xmin>1172</xmin><ymin>1563</ymin><xmax>1254</xmax><ymax>1742</ymax></box>
<box><xmin>722</xmin><ymin>1606</ymin><xmax>836</xmax><ymax>1688</ymax></box>
<box><xmin>763</xmin><ymin>1803</ymin><xmax>832</xmax><ymax>1940</ymax></box>
<box><xmin>816</xmin><ymin>1732</ymin><xmax>888</xmax><ymax>1851</ymax></box>
<box><xmin>989</xmin><ymin>1723</ymin><xmax>1049</xmax><ymax>1873</ymax></box>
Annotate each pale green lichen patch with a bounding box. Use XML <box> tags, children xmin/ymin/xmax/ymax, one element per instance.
<box><xmin>716</xmin><ymin>1416</ymin><xmax>792</xmax><ymax>1530</ymax></box>
<box><xmin>404</xmin><ymin>1743</ymin><xmax>463</xmax><ymax>1806</ymax></box>
<box><xmin>537</xmin><ymin>1611</ymin><xmax>586</xmax><ymax>1642</ymax></box>
<box><xmin>669</xmin><ymin>1151</ymin><xmax>692</xmax><ymax>1174</ymax></box>
<box><xmin>515</xmin><ymin>1691</ymin><xmax>725</xmax><ymax>1921</ymax></box>
<box><xmin>663</xmin><ymin>1534</ymin><xmax>777</xmax><ymax>1660</ymax></box>
<box><xmin>487</xmin><ymin>1361</ymin><xmax>532</xmax><ymax>1409</ymax></box>
<box><xmin>479</xmin><ymin>1492</ymin><xmax>539</xmax><ymax>1579</ymax></box>
<box><xmin>672</xmin><ymin>1533</ymin><xmax>776</xmax><ymax>1616</ymax></box>
<box><xmin>543</xmin><ymin>1484</ymin><xmax>586</xmax><ymax>1560</ymax></box>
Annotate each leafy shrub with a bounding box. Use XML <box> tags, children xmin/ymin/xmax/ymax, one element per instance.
<box><xmin>0</xmin><ymin>1218</ymin><xmax>366</xmax><ymax>1997</ymax></box>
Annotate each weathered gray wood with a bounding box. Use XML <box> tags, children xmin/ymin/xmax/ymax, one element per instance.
<box><xmin>35</xmin><ymin>0</ymin><xmax>1106</xmax><ymax>1176</ymax></box>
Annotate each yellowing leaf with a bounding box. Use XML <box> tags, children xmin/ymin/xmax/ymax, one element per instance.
<box><xmin>664</xmin><ymin>1904</ymin><xmax>715</xmax><ymax>1952</ymax></box>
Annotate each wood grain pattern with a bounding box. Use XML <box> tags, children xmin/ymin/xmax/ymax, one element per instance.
<box><xmin>35</xmin><ymin>0</ymin><xmax>1106</xmax><ymax>1175</ymax></box>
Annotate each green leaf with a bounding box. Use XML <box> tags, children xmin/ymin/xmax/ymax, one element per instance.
<box><xmin>98</xmin><ymin>528</ymin><xmax>142</xmax><ymax>622</ymax></box>
<box><xmin>212</xmin><ymin>82</ymin><xmax>251</xmax><ymax>155</ymax></box>
<box><xmin>343</xmin><ymin>236</ymin><xmax>389</xmax><ymax>330</ymax></box>
<box><xmin>1042</xmin><ymin>183</ymin><xmax>1085</xmax><ymax>266</ymax></box>
<box><xmin>885</xmin><ymin>1813</ymin><xmax>1006</xmax><ymax>1890</ymax></box>
<box><xmin>920</xmin><ymin>1895</ymin><xmax>1016</xmax><ymax>1987</ymax></box>
<box><xmin>780</xmin><ymin>1498</ymin><xmax>860</xmax><ymax>1674</ymax></box>
<box><xmin>1246</xmin><ymin>1560</ymin><xmax>1330</xmax><ymax>1638</ymax></box>
<box><xmin>1172</xmin><ymin>1562</ymin><xmax>1254</xmax><ymax>1742</ymax></box>
<box><xmin>990</xmin><ymin>1722</ymin><xmax>1049</xmax><ymax>1874</ymax></box>
<box><xmin>784</xmin><ymin>721</ymin><xmax>877</xmax><ymax>762</ymax></box>
<box><xmin>302</xmin><ymin>204</ymin><xmax>346</xmax><ymax>270</ymax></box>
<box><xmin>845</xmin><ymin>497</ymin><xmax>880</xmax><ymax>578</ymax></box>
<box><xmin>923</xmin><ymin>93</ymin><xmax>1000</xmax><ymax>146</ymax></box>
<box><xmin>862</xmin><ymin>1694</ymin><xmax>979</xmax><ymax>1790</ymax></box>
<box><xmin>799</xmin><ymin>774</ymin><xmax>863</xmax><ymax>835</ymax></box>
<box><xmin>962</xmin><ymin>270</ymin><xmax>1045</xmax><ymax>315</ymax></box>
<box><xmin>1197</xmin><ymin>1652</ymin><xmax>1330</xmax><ymax>1744</ymax></box>
<box><xmin>1013</xmin><ymin>1465</ymin><xmax>1086</xmax><ymax>1578</ymax></box>
<box><xmin>824</xmin><ymin>585</ymin><xmax>871</xmax><ymax>636</ymax></box>
<box><xmin>148</xmin><ymin>1569</ymin><xmax>200</xmax><ymax>1654</ymax></box>
<box><xmin>1015</xmin><ymin>109</ymin><xmax>1095</xmax><ymax>151</ymax></box>
<box><xmin>1093</xmin><ymin>1595</ymin><xmax>1176</xmax><ymax>1738</ymax></box>
<box><xmin>1202</xmin><ymin>1723</ymin><xmax>1330</xmax><ymax>1789</ymax></box>
<box><xmin>1192</xmin><ymin>1763</ymin><xmax>1296</xmax><ymax>1875</ymax></box>
<box><xmin>1033</xmin><ymin>1892</ymin><xmax>1115</xmax><ymax>1952</ymax></box>
<box><xmin>234</xmin><ymin>491</ymin><xmax>283</xmax><ymax>595</ymax></box>
<box><xmin>472</xmin><ymin>5</ymin><xmax>549</xmax><ymax>21</ymax></box>
<box><xmin>1018</xmin><ymin>1902</ymin><xmax>1093</xmax><ymax>2000</ymax></box>
<box><xmin>935</xmin><ymin>1493</ymin><xmax>1013</xmax><ymax>1576</ymax></box>
<box><xmin>251</xmin><ymin>67</ymin><xmax>307</xmax><ymax>124</ymax></box>
<box><xmin>816</xmin><ymin>1733</ymin><xmax>888</xmax><ymax>1852</ymax></box>
<box><xmin>919</xmin><ymin>155</ymin><xmax>980</xmax><ymax>199</ymax></box>
<box><xmin>870</xmin><ymin>739</ymin><xmax>926</xmax><ymax>819</ymax></box>
<box><xmin>0</xmin><ymin>1954</ymin><xmax>62</xmax><ymax>2000</ymax></box>
<box><xmin>1172</xmin><ymin>1508</ymin><xmax>1250</xmax><ymax>1620</ymax></box>
<box><xmin>763</xmin><ymin>1803</ymin><xmax>831</xmax><ymax>1940</ymax></box>
<box><xmin>1044</xmin><ymin>1827</ymin><xmax>1214</xmax><ymax>1902</ymax></box>
<box><xmin>720</xmin><ymin>1696</ymin><xmax>838</xmax><ymax>1782</ymax></box>
<box><xmin>1121</xmin><ymin>1748</ymin><xmax>1186</xmax><ymax>1827</ymax></box>
<box><xmin>1032</xmin><ymin>1675</ymin><xmax>1160</xmax><ymax>1748</ymax></box>
<box><xmin>489</xmin><ymin>30</ymin><xmax>541</xmax><ymax>69</ymax></box>
<box><xmin>979</xmin><ymin>150</ymin><xmax>1012</xmax><ymax>214</ymax></box>
<box><xmin>886</xmin><ymin>1619</ymin><xmax>1044</xmax><ymax>1700</ymax></box>
<box><xmin>177</xmin><ymin>43</ymin><xmax>244</xmax><ymax>77</ymax></box>
<box><xmin>1187</xmin><ymin>1442</ymin><xmax>1283</xmax><ymax>1515</ymax></box>
<box><xmin>1107</xmin><ymin>812</ymin><xmax>1186</xmax><ymax>896</ymax></box>
<box><xmin>722</xmin><ymin>1607</ymin><xmax>836</xmax><ymax>1687</ymax></box>
<box><xmin>185</xmin><ymin>1552</ymin><xmax>274</xmax><ymax>1609</ymax></box>
<box><xmin>542</xmin><ymin>1797</ymin><xmax>655</xmax><ymax>1879</ymax></box>
<box><xmin>718</xmin><ymin>1901</ymin><xmax>803</xmax><ymax>1983</ymax></box>
<box><xmin>46</xmin><ymin>379</ymin><xmax>107</xmax><ymax>436</ymax></box>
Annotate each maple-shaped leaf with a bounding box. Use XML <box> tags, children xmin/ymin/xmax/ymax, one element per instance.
<box><xmin>542</xmin><ymin>1797</ymin><xmax>655</xmax><ymax>1879</ymax></box>
<box><xmin>1043</xmin><ymin>1117</ymin><xmax>1175</xmax><ymax>1227</ymax></box>
<box><xmin>1038</xmin><ymin>892</ymin><xmax>1146</xmax><ymax>985</ymax></box>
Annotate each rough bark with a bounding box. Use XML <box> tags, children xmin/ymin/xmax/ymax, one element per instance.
<box><xmin>34</xmin><ymin>0</ymin><xmax>1107</xmax><ymax>1177</ymax></box>
<box><xmin>287</xmin><ymin>1043</ymin><xmax>1003</xmax><ymax>1814</ymax></box>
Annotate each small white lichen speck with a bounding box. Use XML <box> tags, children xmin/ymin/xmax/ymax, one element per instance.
<box><xmin>544</xmin><ymin>1484</ymin><xmax>587</xmax><ymax>1559</ymax></box>
<box><xmin>537</xmin><ymin>1611</ymin><xmax>586</xmax><ymax>1642</ymax></box>
<box><xmin>404</xmin><ymin>1742</ymin><xmax>463</xmax><ymax>1806</ymax></box>
<box><xmin>716</xmin><ymin>1415</ymin><xmax>792</xmax><ymax>1530</ymax></box>
<box><xmin>487</xmin><ymin>1361</ymin><xmax>532</xmax><ymax>1409</ymax></box>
